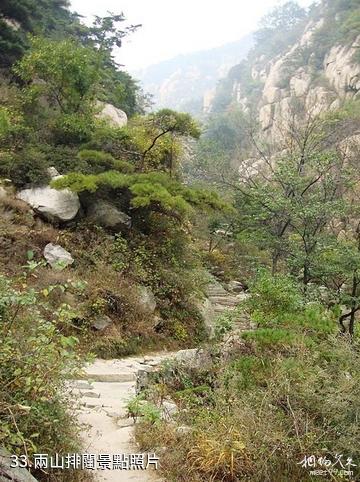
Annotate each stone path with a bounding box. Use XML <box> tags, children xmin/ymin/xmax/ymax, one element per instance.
<box><xmin>69</xmin><ymin>353</ymin><xmax>177</xmax><ymax>482</ymax></box>
<box><xmin>68</xmin><ymin>279</ymin><xmax>252</xmax><ymax>482</ymax></box>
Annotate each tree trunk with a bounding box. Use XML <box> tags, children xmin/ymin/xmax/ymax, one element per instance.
<box><xmin>303</xmin><ymin>260</ymin><xmax>310</xmax><ymax>286</ymax></box>
<box><xmin>349</xmin><ymin>272</ymin><xmax>358</xmax><ymax>337</ymax></box>
<box><xmin>272</xmin><ymin>251</ymin><xmax>280</xmax><ymax>275</ymax></box>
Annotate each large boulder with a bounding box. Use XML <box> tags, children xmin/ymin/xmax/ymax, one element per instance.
<box><xmin>44</xmin><ymin>243</ymin><xmax>74</xmax><ymax>269</ymax></box>
<box><xmin>17</xmin><ymin>185</ymin><xmax>80</xmax><ymax>223</ymax></box>
<box><xmin>174</xmin><ymin>348</ymin><xmax>213</xmax><ymax>369</ymax></box>
<box><xmin>97</xmin><ymin>102</ymin><xmax>128</xmax><ymax>128</ymax></box>
<box><xmin>195</xmin><ymin>297</ymin><xmax>217</xmax><ymax>337</ymax></box>
<box><xmin>87</xmin><ymin>200</ymin><xmax>131</xmax><ymax>230</ymax></box>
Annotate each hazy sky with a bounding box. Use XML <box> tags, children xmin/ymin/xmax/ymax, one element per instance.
<box><xmin>70</xmin><ymin>0</ymin><xmax>314</xmax><ymax>73</ymax></box>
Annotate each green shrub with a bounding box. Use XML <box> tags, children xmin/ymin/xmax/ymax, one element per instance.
<box><xmin>0</xmin><ymin>274</ymin><xmax>84</xmax><ymax>469</ymax></box>
<box><xmin>52</xmin><ymin>113</ymin><xmax>95</xmax><ymax>145</ymax></box>
<box><xmin>247</xmin><ymin>269</ymin><xmax>303</xmax><ymax>325</ymax></box>
<box><xmin>0</xmin><ymin>148</ymin><xmax>50</xmax><ymax>187</ymax></box>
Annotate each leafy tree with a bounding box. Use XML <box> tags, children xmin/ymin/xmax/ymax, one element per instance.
<box><xmin>78</xmin><ymin>12</ymin><xmax>144</xmax><ymax>116</ymax></box>
<box><xmin>229</xmin><ymin>108</ymin><xmax>348</xmax><ymax>282</ymax></box>
<box><xmin>52</xmin><ymin>170</ymin><xmax>228</xmax><ymax>222</ymax></box>
<box><xmin>15</xmin><ymin>36</ymin><xmax>98</xmax><ymax>114</ymax></box>
<box><xmin>0</xmin><ymin>273</ymin><xmax>83</xmax><ymax>467</ymax></box>
<box><xmin>189</xmin><ymin>108</ymin><xmax>251</xmax><ymax>185</ymax></box>
<box><xmin>254</xmin><ymin>1</ymin><xmax>307</xmax><ymax>56</ymax></box>
<box><xmin>138</xmin><ymin>109</ymin><xmax>200</xmax><ymax>173</ymax></box>
<box><xmin>12</xmin><ymin>36</ymin><xmax>101</xmax><ymax>145</ymax></box>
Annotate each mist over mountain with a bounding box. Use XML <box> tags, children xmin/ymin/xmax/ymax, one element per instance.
<box><xmin>135</xmin><ymin>35</ymin><xmax>253</xmax><ymax>114</ymax></box>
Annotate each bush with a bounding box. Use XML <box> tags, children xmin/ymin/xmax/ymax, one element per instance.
<box><xmin>0</xmin><ymin>148</ymin><xmax>50</xmax><ymax>187</ymax></box>
<box><xmin>76</xmin><ymin>149</ymin><xmax>135</xmax><ymax>174</ymax></box>
<box><xmin>134</xmin><ymin>270</ymin><xmax>360</xmax><ymax>481</ymax></box>
<box><xmin>0</xmin><ymin>274</ymin><xmax>84</xmax><ymax>478</ymax></box>
<box><xmin>246</xmin><ymin>269</ymin><xmax>303</xmax><ymax>325</ymax></box>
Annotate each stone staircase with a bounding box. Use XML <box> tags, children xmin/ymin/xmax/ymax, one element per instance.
<box><xmin>204</xmin><ymin>278</ymin><xmax>254</xmax><ymax>334</ymax></box>
<box><xmin>68</xmin><ymin>354</ymin><xmax>177</xmax><ymax>482</ymax></box>
<box><xmin>67</xmin><ymin>279</ymin><xmax>254</xmax><ymax>482</ymax></box>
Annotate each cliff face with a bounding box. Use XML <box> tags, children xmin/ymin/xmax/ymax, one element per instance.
<box><xmin>210</xmin><ymin>1</ymin><xmax>360</xmax><ymax>141</ymax></box>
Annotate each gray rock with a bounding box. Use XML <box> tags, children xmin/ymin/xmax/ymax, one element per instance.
<box><xmin>136</xmin><ymin>368</ymin><xmax>155</xmax><ymax>394</ymax></box>
<box><xmin>174</xmin><ymin>348</ymin><xmax>212</xmax><ymax>369</ymax></box>
<box><xmin>43</xmin><ymin>243</ymin><xmax>73</xmax><ymax>269</ymax></box>
<box><xmin>47</xmin><ymin>166</ymin><xmax>60</xmax><ymax>179</ymax></box>
<box><xmin>97</xmin><ymin>102</ymin><xmax>128</xmax><ymax>128</ymax></box>
<box><xmin>160</xmin><ymin>400</ymin><xmax>178</xmax><ymax>421</ymax></box>
<box><xmin>17</xmin><ymin>185</ymin><xmax>80</xmax><ymax>223</ymax></box>
<box><xmin>43</xmin><ymin>243</ymin><xmax>74</xmax><ymax>269</ymax></box>
<box><xmin>87</xmin><ymin>200</ymin><xmax>131</xmax><ymax>230</ymax></box>
<box><xmin>174</xmin><ymin>348</ymin><xmax>198</xmax><ymax>363</ymax></box>
<box><xmin>91</xmin><ymin>314</ymin><xmax>112</xmax><ymax>331</ymax></box>
<box><xmin>71</xmin><ymin>381</ymin><xmax>94</xmax><ymax>390</ymax></box>
<box><xmin>0</xmin><ymin>447</ymin><xmax>38</xmax><ymax>482</ymax></box>
<box><xmin>195</xmin><ymin>297</ymin><xmax>217</xmax><ymax>338</ymax></box>
<box><xmin>176</xmin><ymin>425</ymin><xmax>192</xmax><ymax>435</ymax></box>
<box><xmin>137</xmin><ymin>286</ymin><xmax>157</xmax><ymax>313</ymax></box>
<box><xmin>117</xmin><ymin>418</ymin><xmax>134</xmax><ymax>428</ymax></box>
<box><xmin>80</xmin><ymin>391</ymin><xmax>101</xmax><ymax>398</ymax></box>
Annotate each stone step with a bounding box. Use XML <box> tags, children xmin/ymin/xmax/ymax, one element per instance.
<box><xmin>207</xmin><ymin>288</ymin><xmax>228</xmax><ymax>296</ymax></box>
<box><xmin>78</xmin><ymin>371</ymin><xmax>136</xmax><ymax>383</ymax></box>
<box><xmin>214</xmin><ymin>306</ymin><xmax>236</xmax><ymax>313</ymax></box>
<box><xmin>69</xmin><ymin>381</ymin><xmax>94</xmax><ymax>390</ymax></box>
<box><xmin>210</xmin><ymin>296</ymin><xmax>240</xmax><ymax>305</ymax></box>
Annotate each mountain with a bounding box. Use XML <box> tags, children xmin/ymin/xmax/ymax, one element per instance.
<box><xmin>209</xmin><ymin>0</ymin><xmax>360</xmax><ymax>141</ymax></box>
<box><xmin>135</xmin><ymin>35</ymin><xmax>253</xmax><ymax>114</ymax></box>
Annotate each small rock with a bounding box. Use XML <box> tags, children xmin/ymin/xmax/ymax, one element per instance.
<box><xmin>161</xmin><ymin>400</ymin><xmax>178</xmax><ymax>422</ymax></box>
<box><xmin>0</xmin><ymin>447</ymin><xmax>38</xmax><ymax>482</ymax></box>
<box><xmin>174</xmin><ymin>348</ymin><xmax>198</xmax><ymax>363</ymax></box>
<box><xmin>174</xmin><ymin>348</ymin><xmax>213</xmax><ymax>370</ymax></box>
<box><xmin>136</xmin><ymin>368</ymin><xmax>155</xmax><ymax>394</ymax></box>
<box><xmin>71</xmin><ymin>381</ymin><xmax>94</xmax><ymax>390</ymax></box>
<box><xmin>228</xmin><ymin>280</ymin><xmax>245</xmax><ymax>293</ymax></box>
<box><xmin>81</xmin><ymin>391</ymin><xmax>101</xmax><ymax>398</ymax></box>
<box><xmin>43</xmin><ymin>243</ymin><xmax>74</xmax><ymax>269</ymax></box>
<box><xmin>117</xmin><ymin>418</ymin><xmax>134</xmax><ymax>428</ymax></box>
<box><xmin>104</xmin><ymin>410</ymin><xmax>123</xmax><ymax>418</ymax></box>
<box><xmin>176</xmin><ymin>425</ymin><xmax>192</xmax><ymax>435</ymax></box>
<box><xmin>137</xmin><ymin>286</ymin><xmax>157</xmax><ymax>313</ymax></box>
<box><xmin>47</xmin><ymin>166</ymin><xmax>60</xmax><ymax>178</ymax></box>
<box><xmin>91</xmin><ymin>315</ymin><xmax>112</xmax><ymax>331</ymax></box>
<box><xmin>83</xmin><ymin>402</ymin><xmax>101</xmax><ymax>409</ymax></box>
<box><xmin>0</xmin><ymin>186</ymin><xmax>7</xmax><ymax>199</ymax></box>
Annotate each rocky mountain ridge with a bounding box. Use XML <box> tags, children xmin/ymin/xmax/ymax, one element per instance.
<box><xmin>210</xmin><ymin>1</ymin><xmax>360</xmax><ymax>142</ymax></box>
